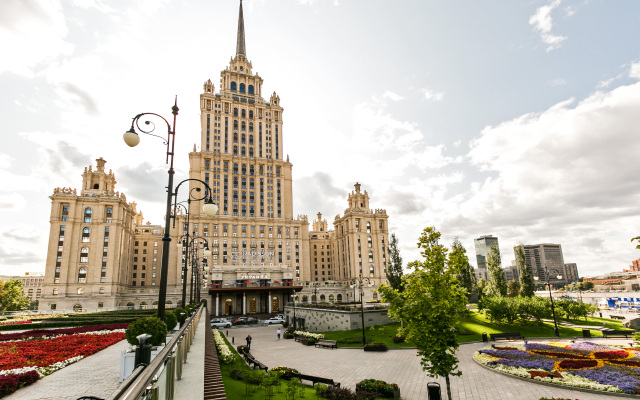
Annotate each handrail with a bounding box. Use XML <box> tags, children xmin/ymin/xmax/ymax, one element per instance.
<box><xmin>105</xmin><ymin>304</ymin><xmax>203</xmax><ymax>400</ymax></box>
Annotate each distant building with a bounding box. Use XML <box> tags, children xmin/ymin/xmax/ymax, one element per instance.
<box><xmin>521</xmin><ymin>243</ymin><xmax>567</xmax><ymax>286</ymax></box>
<box><xmin>503</xmin><ymin>261</ymin><xmax>520</xmax><ymax>283</ymax></box>
<box><xmin>562</xmin><ymin>263</ymin><xmax>579</xmax><ymax>284</ymax></box>
<box><xmin>474</xmin><ymin>235</ymin><xmax>500</xmax><ymax>270</ymax></box>
<box><xmin>624</xmin><ymin>259</ymin><xmax>640</xmax><ymax>272</ymax></box>
<box><xmin>0</xmin><ymin>273</ymin><xmax>44</xmax><ymax>303</ymax></box>
<box><xmin>473</xmin><ymin>269</ymin><xmax>488</xmax><ymax>282</ymax></box>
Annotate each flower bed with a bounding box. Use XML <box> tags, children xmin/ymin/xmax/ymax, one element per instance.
<box><xmin>475</xmin><ymin>341</ymin><xmax>640</xmax><ymax>394</ymax></box>
<box><xmin>364</xmin><ymin>342</ymin><xmax>388</xmax><ymax>352</ymax></box>
<box><xmin>212</xmin><ymin>329</ymin><xmax>234</xmax><ymax>364</ymax></box>
<box><xmin>293</xmin><ymin>330</ymin><xmax>324</xmax><ymax>340</ymax></box>
<box><xmin>0</xmin><ymin>323</ymin><xmax>128</xmax><ymax>342</ymax></box>
<box><xmin>0</xmin><ymin>327</ymin><xmax>125</xmax><ymax>397</ymax></box>
<box><xmin>356</xmin><ymin>379</ymin><xmax>399</xmax><ymax>398</ymax></box>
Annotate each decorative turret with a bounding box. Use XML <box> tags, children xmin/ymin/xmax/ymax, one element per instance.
<box><xmin>80</xmin><ymin>158</ymin><xmax>117</xmax><ymax>196</ymax></box>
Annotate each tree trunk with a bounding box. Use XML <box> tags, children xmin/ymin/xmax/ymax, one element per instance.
<box><xmin>445</xmin><ymin>374</ymin><xmax>452</xmax><ymax>400</ymax></box>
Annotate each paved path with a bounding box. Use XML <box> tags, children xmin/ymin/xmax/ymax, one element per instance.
<box><xmin>238</xmin><ymin>325</ymin><xmax>638</xmax><ymax>400</ymax></box>
<box><xmin>6</xmin><ymin>339</ymin><xmax>130</xmax><ymax>400</ymax></box>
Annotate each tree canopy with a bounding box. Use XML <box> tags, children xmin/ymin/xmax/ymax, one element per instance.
<box><xmin>449</xmin><ymin>238</ymin><xmax>476</xmax><ymax>301</ymax></box>
<box><xmin>378</xmin><ymin>227</ymin><xmax>467</xmax><ymax>400</ymax></box>
<box><xmin>0</xmin><ymin>280</ymin><xmax>30</xmax><ymax>311</ymax></box>
<box><xmin>385</xmin><ymin>233</ymin><xmax>404</xmax><ymax>292</ymax></box>
<box><xmin>515</xmin><ymin>245</ymin><xmax>535</xmax><ymax>297</ymax></box>
<box><xmin>486</xmin><ymin>243</ymin><xmax>507</xmax><ymax>297</ymax></box>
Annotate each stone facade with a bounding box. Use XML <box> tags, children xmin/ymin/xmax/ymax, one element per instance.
<box><xmin>39</xmin><ymin>2</ymin><xmax>390</xmax><ymax>314</ymax></box>
<box><xmin>284</xmin><ymin>305</ymin><xmax>393</xmax><ymax>332</ymax></box>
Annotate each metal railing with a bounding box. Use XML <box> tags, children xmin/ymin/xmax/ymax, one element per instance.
<box><xmin>104</xmin><ymin>304</ymin><xmax>203</xmax><ymax>400</ymax></box>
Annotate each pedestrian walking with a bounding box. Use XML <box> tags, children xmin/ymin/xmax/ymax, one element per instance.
<box><xmin>246</xmin><ymin>334</ymin><xmax>252</xmax><ymax>350</ymax></box>
<box><xmin>277</xmin><ymin>328</ymin><xmax>281</xmax><ymax>340</ymax></box>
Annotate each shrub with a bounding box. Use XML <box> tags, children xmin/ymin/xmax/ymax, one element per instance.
<box><xmin>236</xmin><ymin>345</ymin><xmax>248</xmax><ymax>354</ymax></box>
<box><xmin>323</xmin><ymin>386</ymin><xmax>356</xmax><ymax>400</ymax></box>
<box><xmin>392</xmin><ymin>335</ymin><xmax>405</xmax><ymax>343</ymax></box>
<box><xmin>124</xmin><ymin>316</ymin><xmax>167</xmax><ymax>346</ymax></box>
<box><xmin>163</xmin><ymin>311</ymin><xmax>178</xmax><ymax>331</ymax></box>
<box><xmin>363</xmin><ymin>343</ymin><xmax>387</xmax><ymax>351</ymax></box>
<box><xmin>270</xmin><ymin>366</ymin><xmax>299</xmax><ymax>379</ymax></box>
<box><xmin>230</xmin><ymin>368</ymin><xmax>247</xmax><ymax>381</ymax></box>
<box><xmin>355</xmin><ymin>379</ymin><xmax>398</xmax><ymax>398</ymax></box>
<box><xmin>173</xmin><ymin>308</ymin><xmax>187</xmax><ymax>322</ymax></box>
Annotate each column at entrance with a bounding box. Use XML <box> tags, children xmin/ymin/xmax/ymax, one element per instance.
<box><xmin>216</xmin><ymin>293</ymin><xmax>219</xmax><ymax>317</ymax></box>
<box><xmin>243</xmin><ymin>292</ymin><xmax>247</xmax><ymax>315</ymax></box>
<box><xmin>268</xmin><ymin>291</ymin><xmax>272</xmax><ymax>313</ymax></box>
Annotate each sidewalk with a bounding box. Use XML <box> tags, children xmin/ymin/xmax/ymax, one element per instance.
<box><xmin>242</xmin><ymin>325</ymin><xmax>637</xmax><ymax>400</ymax></box>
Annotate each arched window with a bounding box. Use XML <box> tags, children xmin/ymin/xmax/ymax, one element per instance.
<box><xmin>240</xmin><ymin>83</ymin><xmax>245</xmax><ymax>93</ymax></box>
<box><xmin>73</xmin><ymin>303</ymin><xmax>82</xmax><ymax>310</ymax></box>
<box><xmin>248</xmin><ymin>85</ymin><xmax>254</xmax><ymax>94</ymax></box>
<box><xmin>233</xmin><ymin>164</ymin><xmax>239</xmax><ymax>174</ymax></box>
<box><xmin>249</xmin><ymin>148</ymin><xmax>254</xmax><ymax>157</ymax></box>
<box><xmin>78</xmin><ymin>267</ymin><xmax>87</xmax><ymax>283</ymax></box>
<box><xmin>84</xmin><ymin>207</ymin><xmax>92</xmax><ymax>223</ymax></box>
<box><xmin>233</xmin><ymin>108</ymin><xmax>238</xmax><ymax>116</ymax></box>
<box><xmin>241</xmin><ymin>147</ymin><xmax>246</xmax><ymax>157</ymax></box>
<box><xmin>241</xmin><ymin>121</ymin><xmax>246</xmax><ymax>131</ymax></box>
<box><xmin>80</xmin><ymin>247</ymin><xmax>89</xmax><ymax>263</ymax></box>
<box><xmin>241</xmin><ymin>191</ymin><xmax>246</xmax><ymax>202</ymax></box>
<box><xmin>233</xmin><ymin>177</ymin><xmax>239</xmax><ymax>188</ymax></box>
<box><xmin>241</xmin><ymin>134</ymin><xmax>246</xmax><ymax>144</ymax></box>
<box><xmin>140</xmin><ymin>301</ymin><xmax>148</xmax><ymax>309</ymax></box>
<box><xmin>241</xmin><ymin>205</ymin><xmax>246</xmax><ymax>216</ymax></box>
<box><xmin>233</xmin><ymin>120</ymin><xmax>238</xmax><ymax>130</ymax></box>
<box><xmin>366</xmin><ymin>222</ymin><xmax>371</xmax><ymax>233</ymax></box>
<box><xmin>241</xmin><ymin>109</ymin><xmax>246</xmax><ymax>118</ymax></box>
<box><xmin>320</xmin><ymin>294</ymin><xmax>326</xmax><ymax>301</ymax></box>
<box><xmin>242</xmin><ymin>165</ymin><xmax>247</xmax><ymax>175</ymax></box>
<box><xmin>369</xmin><ymin>251</ymin><xmax>373</xmax><ymax>263</ymax></box>
<box><xmin>337</xmin><ymin>294</ymin><xmax>343</xmax><ymax>302</ymax></box>
<box><xmin>233</xmin><ymin>205</ymin><xmax>238</xmax><ymax>216</ymax></box>
<box><xmin>249</xmin><ymin>110</ymin><xmax>253</xmax><ymax>119</ymax></box>
<box><xmin>302</xmin><ymin>295</ymin><xmax>308</xmax><ymax>303</ymax></box>
<box><xmin>233</xmin><ymin>132</ymin><xmax>238</xmax><ymax>143</ymax></box>
<box><xmin>127</xmin><ymin>302</ymin><xmax>135</xmax><ymax>309</ymax></box>
<box><xmin>241</xmin><ymin>178</ymin><xmax>246</xmax><ymax>188</ymax></box>
<box><xmin>99</xmin><ymin>287</ymin><xmax>105</xmax><ymax>294</ymax></box>
<box><xmin>370</xmin><ymin>265</ymin><xmax>375</xmax><ymax>275</ymax></box>
<box><xmin>249</xmin><ymin>123</ymin><xmax>253</xmax><ymax>133</ymax></box>
<box><xmin>233</xmin><ymin>146</ymin><xmax>238</xmax><ymax>155</ymax></box>
<box><xmin>231</xmin><ymin>82</ymin><xmax>237</xmax><ymax>91</ymax></box>
<box><xmin>368</xmin><ymin>236</ymin><xmax>372</xmax><ymax>248</ymax></box>
<box><xmin>77</xmin><ymin>287</ymin><xmax>84</xmax><ymax>294</ymax></box>
<box><xmin>249</xmin><ymin>166</ymin><xmax>254</xmax><ymax>175</ymax></box>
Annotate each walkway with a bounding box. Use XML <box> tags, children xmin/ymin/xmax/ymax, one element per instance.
<box><xmin>240</xmin><ymin>325</ymin><xmax>638</xmax><ymax>400</ymax></box>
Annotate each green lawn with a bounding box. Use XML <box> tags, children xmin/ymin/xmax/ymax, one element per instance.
<box><xmin>319</xmin><ymin>310</ymin><xmax>632</xmax><ymax>347</ymax></box>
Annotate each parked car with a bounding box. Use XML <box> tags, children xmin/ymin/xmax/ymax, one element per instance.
<box><xmin>210</xmin><ymin>319</ymin><xmax>232</xmax><ymax>328</ymax></box>
<box><xmin>245</xmin><ymin>317</ymin><xmax>258</xmax><ymax>325</ymax></box>
<box><xmin>265</xmin><ymin>317</ymin><xmax>285</xmax><ymax>325</ymax></box>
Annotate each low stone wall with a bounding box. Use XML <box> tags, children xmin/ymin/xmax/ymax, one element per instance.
<box><xmin>284</xmin><ymin>306</ymin><xmax>393</xmax><ymax>332</ymax></box>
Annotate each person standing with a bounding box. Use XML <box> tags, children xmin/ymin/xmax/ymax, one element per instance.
<box><xmin>276</xmin><ymin>328</ymin><xmax>281</xmax><ymax>340</ymax></box>
<box><xmin>246</xmin><ymin>334</ymin><xmax>252</xmax><ymax>350</ymax></box>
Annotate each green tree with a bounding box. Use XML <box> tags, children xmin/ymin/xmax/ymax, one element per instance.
<box><xmin>632</xmin><ymin>236</ymin><xmax>640</xmax><ymax>249</ymax></box>
<box><xmin>486</xmin><ymin>243</ymin><xmax>507</xmax><ymax>297</ymax></box>
<box><xmin>0</xmin><ymin>280</ymin><xmax>30</xmax><ymax>311</ymax></box>
<box><xmin>449</xmin><ymin>238</ymin><xmax>476</xmax><ymax>301</ymax></box>
<box><xmin>507</xmin><ymin>279</ymin><xmax>520</xmax><ymax>297</ymax></box>
<box><xmin>515</xmin><ymin>245</ymin><xmax>535</xmax><ymax>297</ymax></box>
<box><xmin>378</xmin><ymin>227</ymin><xmax>467</xmax><ymax>400</ymax></box>
<box><xmin>476</xmin><ymin>278</ymin><xmax>488</xmax><ymax>301</ymax></box>
<box><xmin>386</xmin><ymin>233</ymin><xmax>404</xmax><ymax>291</ymax></box>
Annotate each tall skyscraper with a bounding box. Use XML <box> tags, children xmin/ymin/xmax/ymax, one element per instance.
<box><xmin>474</xmin><ymin>235</ymin><xmax>500</xmax><ymax>270</ymax></box>
<box><xmin>38</xmin><ymin>2</ymin><xmax>389</xmax><ymax>313</ymax></box>
<box><xmin>521</xmin><ymin>243</ymin><xmax>566</xmax><ymax>286</ymax></box>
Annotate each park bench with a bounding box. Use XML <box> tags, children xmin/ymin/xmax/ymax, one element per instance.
<box><xmin>489</xmin><ymin>332</ymin><xmax>523</xmax><ymax>341</ymax></box>
<box><xmin>609</xmin><ymin>315</ymin><xmax>626</xmax><ymax>320</ymax></box>
<box><xmin>244</xmin><ymin>353</ymin><xmax>268</xmax><ymax>371</ymax></box>
<box><xmin>315</xmin><ymin>339</ymin><xmax>338</xmax><ymax>349</ymax></box>
<box><xmin>602</xmin><ymin>330</ymin><xmax>635</xmax><ymax>339</ymax></box>
<box><xmin>290</xmin><ymin>372</ymin><xmax>340</xmax><ymax>387</ymax></box>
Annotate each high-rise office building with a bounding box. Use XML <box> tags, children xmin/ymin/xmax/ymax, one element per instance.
<box><xmin>474</xmin><ymin>235</ymin><xmax>500</xmax><ymax>270</ymax></box>
<box><xmin>38</xmin><ymin>2</ymin><xmax>389</xmax><ymax>313</ymax></box>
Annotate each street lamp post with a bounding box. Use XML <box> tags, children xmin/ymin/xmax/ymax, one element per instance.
<box><xmin>123</xmin><ymin>99</ymin><xmax>217</xmax><ymax>319</ymax></box>
<box><xmin>312</xmin><ymin>284</ymin><xmax>319</xmax><ymax>306</ymax></box>
<box><xmin>291</xmin><ymin>291</ymin><xmax>297</xmax><ymax>330</ymax></box>
<box><xmin>534</xmin><ymin>266</ymin><xmax>563</xmax><ymax>337</ymax></box>
<box><xmin>350</xmin><ymin>275</ymin><xmax>372</xmax><ymax>347</ymax></box>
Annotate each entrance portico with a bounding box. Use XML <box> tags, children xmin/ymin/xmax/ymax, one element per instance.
<box><xmin>209</xmin><ymin>284</ymin><xmax>303</xmax><ymax>317</ymax></box>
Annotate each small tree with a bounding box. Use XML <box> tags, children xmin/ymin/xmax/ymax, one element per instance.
<box><xmin>476</xmin><ymin>278</ymin><xmax>488</xmax><ymax>301</ymax></box>
<box><xmin>378</xmin><ymin>227</ymin><xmax>467</xmax><ymax>400</ymax></box>
<box><xmin>449</xmin><ymin>238</ymin><xmax>476</xmax><ymax>301</ymax></box>
<box><xmin>515</xmin><ymin>245</ymin><xmax>535</xmax><ymax>297</ymax></box>
<box><xmin>486</xmin><ymin>244</ymin><xmax>507</xmax><ymax>297</ymax></box>
<box><xmin>386</xmin><ymin>233</ymin><xmax>404</xmax><ymax>292</ymax></box>
<box><xmin>0</xmin><ymin>280</ymin><xmax>30</xmax><ymax>311</ymax></box>
<box><xmin>507</xmin><ymin>280</ymin><xmax>520</xmax><ymax>297</ymax></box>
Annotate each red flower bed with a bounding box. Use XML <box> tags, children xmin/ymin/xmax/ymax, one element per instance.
<box><xmin>608</xmin><ymin>360</ymin><xmax>640</xmax><ymax>368</ymax></box>
<box><xmin>0</xmin><ymin>371</ymin><xmax>39</xmax><ymax>397</ymax></box>
<box><xmin>0</xmin><ymin>324</ymin><xmax>128</xmax><ymax>342</ymax></box>
<box><xmin>528</xmin><ymin>370</ymin><xmax>563</xmax><ymax>379</ymax></box>
<box><xmin>0</xmin><ymin>331</ymin><xmax>124</xmax><ymax>371</ymax></box>
<box><xmin>0</xmin><ymin>320</ymin><xmax>32</xmax><ymax>326</ymax></box>
<box><xmin>557</xmin><ymin>359</ymin><xmax>598</xmax><ymax>369</ymax></box>
<box><xmin>593</xmin><ymin>350</ymin><xmax>629</xmax><ymax>360</ymax></box>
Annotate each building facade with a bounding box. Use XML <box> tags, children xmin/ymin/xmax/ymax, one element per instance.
<box><xmin>474</xmin><ymin>235</ymin><xmax>500</xmax><ymax>270</ymax></box>
<box><xmin>0</xmin><ymin>273</ymin><xmax>44</xmax><ymax>305</ymax></box>
<box><xmin>39</xmin><ymin>2</ymin><xmax>389</xmax><ymax>314</ymax></box>
<box><xmin>520</xmin><ymin>243</ymin><xmax>579</xmax><ymax>287</ymax></box>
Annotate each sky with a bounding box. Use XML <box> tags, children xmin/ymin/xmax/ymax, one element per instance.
<box><xmin>1</xmin><ymin>0</ymin><xmax>640</xmax><ymax>279</ymax></box>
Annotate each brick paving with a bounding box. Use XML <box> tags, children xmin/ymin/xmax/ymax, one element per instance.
<box><xmin>239</xmin><ymin>325</ymin><xmax>638</xmax><ymax>400</ymax></box>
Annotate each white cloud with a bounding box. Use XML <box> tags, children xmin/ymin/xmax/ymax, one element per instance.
<box><xmin>597</xmin><ymin>78</ymin><xmax>615</xmax><ymax>89</ymax></box>
<box><xmin>423</xmin><ymin>89</ymin><xmax>445</xmax><ymax>102</ymax></box>
<box><xmin>529</xmin><ymin>0</ymin><xmax>567</xmax><ymax>51</ymax></box>
<box><xmin>630</xmin><ymin>61</ymin><xmax>640</xmax><ymax>80</ymax></box>
<box><xmin>382</xmin><ymin>91</ymin><xmax>403</xmax><ymax>102</ymax></box>
<box><xmin>445</xmin><ymin>81</ymin><xmax>640</xmax><ymax>276</ymax></box>
<box><xmin>0</xmin><ymin>0</ymin><xmax>74</xmax><ymax>76</ymax></box>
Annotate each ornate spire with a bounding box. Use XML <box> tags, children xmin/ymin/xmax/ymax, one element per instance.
<box><xmin>236</xmin><ymin>0</ymin><xmax>246</xmax><ymax>57</ymax></box>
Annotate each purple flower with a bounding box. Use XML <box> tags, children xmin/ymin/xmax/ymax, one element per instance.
<box><xmin>488</xmin><ymin>358</ymin><xmax>556</xmax><ymax>370</ymax></box>
<box><xmin>571</xmin><ymin>365</ymin><xmax>640</xmax><ymax>394</ymax></box>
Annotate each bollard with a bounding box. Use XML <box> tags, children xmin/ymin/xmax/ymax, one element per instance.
<box><xmin>134</xmin><ymin>334</ymin><xmax>152</xmax><ymax>367</ymax></box>
<box><xmin>227</xmin><ymin>330</ymin><xmax>229</xmax><ymax>336</ymax></box>
<box><xmin>582</xmin><ymin>329</ymin><xmax>591</xmax><ymax>338</ymax></box>
<box><xmin>427</xmin><ymin>382</ymin><xmax>441</xmax><ymax>400</ymax></box>
<box><xmin>232</xmin><ymin>336</ymin><xmax>235</xmax><ymax>344</ymax></box>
